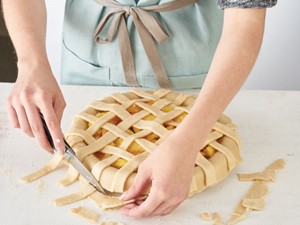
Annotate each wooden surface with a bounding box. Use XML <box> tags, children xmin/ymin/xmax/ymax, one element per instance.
<box><xmin>0</xmin><ymin>83</ymin><xmax>299</xmax><ymax>225</ymax></box>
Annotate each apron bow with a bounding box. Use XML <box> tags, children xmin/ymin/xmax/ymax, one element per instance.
<box><xmin>93</xmin><ymin>0</ymin><xmax>198</xmax><ymax>88</ymax></box>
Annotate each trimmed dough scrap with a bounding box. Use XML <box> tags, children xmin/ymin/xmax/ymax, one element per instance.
<box><xmin>238</xmin><ymin>158</ymin><xmax>285</xmax><ymax>182</ymax></box>
<box><xmin>99</xmin><ymin>222</ymin><xmax>125</xmax><ymax>225</ymax></box>
<box><xmin>242</xmin><ymin>198</ymin><xmax>265</xmax><ymax>211</ymax></box>
<box><xmin>53</xmin><ymin>182</ymin><xmax>96</xmax><ymax>206</ymax></box>
<box><xmin>214</xmin><ymin>212</ymin><xmax>225</xmax><ymax>225</ymax></box>
<box><xmin>201</xmin><ymin>211</ymin><xmax>211</xmax><ymax>221</ymax></box>
<box><xmin>228</xmin><ymin>181</ymin><xmax>268</xmax><ymax>225</ymax></box>
<box><xmin>89</xmin><ymin>190</ymin><xmax>147</xmax><ymax>210</ymax></box>
<box><xmin>70</xmin><ymin>206</ymin><xmax>100</xmax><ymax>223</ymax></box>
<box><xmin>229</xmin><ymin>158</ymin><xmax>285</xmax><ymax>225</ymax></box>
<box><xmin>21</xmin><ymin>154</ymin><xmax>64</xmax><ymax>183</ymax></box>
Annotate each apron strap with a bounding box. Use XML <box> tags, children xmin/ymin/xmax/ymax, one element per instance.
<box><xmin>93</xmin><ymin>0</ymin><xmax>198</xmax><ymax>88</ymax></box>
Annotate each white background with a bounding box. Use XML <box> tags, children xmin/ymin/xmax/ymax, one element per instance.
<box><xmin>45</xmin><ymin>0</ymin><xmax>300</xmax><ymax>90</ymax></box>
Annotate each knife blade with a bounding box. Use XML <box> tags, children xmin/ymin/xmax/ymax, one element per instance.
<box><xmin>63</xmin><ymin>140</ymin><xmax>107</xmax><ymax>193</ymax></box>
<box><xmin>39</xmin><ymin>113</ymin><xmax>108</xmax><ymax>195</ymax></box>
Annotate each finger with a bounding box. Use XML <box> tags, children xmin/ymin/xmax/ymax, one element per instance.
<box><xmin>15</xmin><ymin>106</ymin><xmax>34</xmax><ymax>137</ymax></box>
<box><xmin>160</xmin><ymin>202</ymin><xmax>181</xmax><ymax>216</ymax></box>
<box><xmin>6</xmin><ymin>103</ymin><xmax>20</xmax><ymax>128</ymax></box>
<box><xmin>24</xmin><ymin>103</ymin><xmax>54</xmax><ymax>153</ymax></box>
<box><xmin>121</xmin><ymin>190</ymin><xmax>162</xmax><ymax>218</ymax></box>
<box><xmin>122</xmin><ymin>198</ymin><xmax>146</xmax><ymax>210</ymax></box>
<box><xmin>122</xmin><ymin>202</ymin><xmax>137</xmax><ymax>210</ymax></box>
<box><xmin>53</xmin><ymin>96</ymin><xmax>66</xmax><ymax>124</ymax></box>
<box><xmin>122</xmin><ymin>170</ymin><xmax>150</xmax><ymax>201</ymax></box>
<box><xmin>39</xmin><ymin>102</ymin><xmax>65</xmax><ymax>153</ymax></box>
<box><xmin>148</xmin><ymin>201</ymin><xmax>172</xmax><ymax>217</ymax></box>
<box><xmin>135</xmin><ymin>199</ymin><xmax>145</xmax><ymax>205</ymax></box>
<box><xmin>143</xmin><ymin>190</ymin><xmax>180</xmax><ymax>217</ymax></box>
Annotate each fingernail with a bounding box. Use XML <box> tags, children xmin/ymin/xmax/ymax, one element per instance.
<box><xmin>55</xmin><ymin>139</ymin><xmax>65</xmax><ymax>154</ymax></box>
<box><xmin>47</xmin><ymin>149</ymin><xmax>54</xmax><ymax>154</ymax></box>
<box><xmin>57</xmin><ymin>147</ymin><xmax>65</xmax><ymax>155</ymax></box>
<box><xmin>119</xmin><ymin>192</ymin><xmax>127</xmax><ymax>200</ymax></box>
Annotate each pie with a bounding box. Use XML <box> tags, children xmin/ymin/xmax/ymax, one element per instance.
<box><xmin>22</xmin><ymin>89</ymin><xmax>242</xmax><ymax>209</ymax></box>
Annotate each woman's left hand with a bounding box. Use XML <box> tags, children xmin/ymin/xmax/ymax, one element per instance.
<box><xmin>120</xmin><ymin>133</ymin><xmax>198</xmax><ymax>218</ymax></box>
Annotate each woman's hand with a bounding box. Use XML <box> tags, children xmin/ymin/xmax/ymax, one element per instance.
<box><xmin>3</xmin><ymin>0</ymin><xmax>65</xmax><ymax>153</ymax></box>
<box><xmin>6</xmin><ymin>59</ymin><xmax>66</xmax><ymax>154</ymax></box>
<box><xmin>121</xmin><ymin>133</ymin><xmax>198</xmax><ymax>218</ymax></box>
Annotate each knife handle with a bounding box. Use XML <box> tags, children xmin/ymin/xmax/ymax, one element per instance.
<box><xmin>39</xmin><ymin>112</ymin><xmax>55</xmax><ymax>149</ymax></box>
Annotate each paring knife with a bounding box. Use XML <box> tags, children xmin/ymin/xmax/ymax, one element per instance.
<box><xmin>39</xmin><ymin>113</ymin><xmax>108</xmax><ymax>195</ymax></box>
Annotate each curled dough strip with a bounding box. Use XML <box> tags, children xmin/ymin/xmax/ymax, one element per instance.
<box><xmin>21</xmin><ymin>154</ymin><xmax>64</xmax><ymax>183</ymax></box>
<box><xmin>53</xmin><ymin>182</ymin><xmax>96</xmax><ymax>206</ymax></box>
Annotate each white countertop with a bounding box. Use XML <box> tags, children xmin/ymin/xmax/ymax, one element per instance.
<box><xmin>0</xmin><ymin>83</ymin><xmax>299</xmax><ymax>225</ymax></box>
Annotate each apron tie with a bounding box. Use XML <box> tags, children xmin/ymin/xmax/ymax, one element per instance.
<box><xmin>93</xmin><ymin>0</ymin><xmax>198</xmax><ymax>88</ymax></box>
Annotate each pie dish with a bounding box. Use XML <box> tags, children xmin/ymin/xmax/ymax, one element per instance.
<box><xmin>22</xmin><ymin>89</ymin><xmax>242</xmax><ymax>209</ymax></box>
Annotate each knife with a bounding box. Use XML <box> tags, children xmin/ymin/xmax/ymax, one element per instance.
<box><xmin>39</xmin><ymin>113</ymin><xmax>108</xmax><ymax>195</ymax></box>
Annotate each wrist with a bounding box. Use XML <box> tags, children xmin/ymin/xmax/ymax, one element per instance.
<box><xmin>168</xmin><ymin>128</ymin><xmax>205</xmax><ymax>159</ymax></box>
<box><xmin>170</xmin><ymin>106</ymin><xmax>218</xmax><ymax>156</ymax></box>
<box><xmin>17</xmin><ymin>55</ymin><xmax>51</xmax><ymax>73</ymax></box>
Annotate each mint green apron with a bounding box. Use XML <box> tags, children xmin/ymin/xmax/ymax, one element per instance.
<box><xmin>61</xmin><ymin>0</ymin><xmax>223</xmax><ymax>89</ymax></box>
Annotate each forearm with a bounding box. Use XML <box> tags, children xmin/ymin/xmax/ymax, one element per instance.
<box><xmin>2</xmin><ymin>0</ymin><xmax>48</xmax><ymax>66</ymax></box>
<box><xmin>174</xmin><ymin>8</ymin><xmax>266</xmax><ymax>153</ymax></box>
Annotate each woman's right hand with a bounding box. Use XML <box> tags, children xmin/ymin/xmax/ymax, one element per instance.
<box><xmin>6</xmin><ymin>59</ymin><xmax>66</xmax><ymax>154</ymax></box>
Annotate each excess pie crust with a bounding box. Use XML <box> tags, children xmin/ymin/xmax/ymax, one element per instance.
<box><xmin>70</xmin><ymin>206</ymin><xmax>100</xmax><ymax>223</ymax></box>
<box><xmin>22</xmin><ymin>89</ymin><xmax>242</xmax><ymax>209</ymax></box>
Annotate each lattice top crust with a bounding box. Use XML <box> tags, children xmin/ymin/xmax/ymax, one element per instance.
<box><xmin>64</xmin><ymin>89</ymin><xmax>241</xmax><ymax>194</ymax></box>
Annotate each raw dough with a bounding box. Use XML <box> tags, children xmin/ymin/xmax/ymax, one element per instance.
<box><xmin>201</xmin><ymin>212</ymin><xmax>211</xmax><ymax>221</ymax></box>
<box><xmin>21</xmin><ymin>154</ymin><xmax>64</xmax><ymax>183</ymax></box>
<box><xmin>229</xmin><ymin>181</ymin><xmax>269</xmax><ymax>225</ymax></box>
<box><xmin>53</xmin><ymin>182</ymin><xmax>96</xmax><ymax>206</ymax></box>
<box><xmin>70</xmin><ymin>206</ymin><xmax>100</xmax><ymax>223</ymax></box>
<box><xmin>229</xmin><ymin>158</ymin><xmax>285</xmax><ymax>225</ymax></box>
<box><xmin>238</xmin><ymin>159</ymin><xmax>285</xmax><ymax>182</ymax></box>
<box><xmin>214</xmin><ymin>212</ymin><xmax>225</xmax><ymax>225</ymax></box>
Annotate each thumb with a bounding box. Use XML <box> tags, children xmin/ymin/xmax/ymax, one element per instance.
<box><xmin>121</xmin><ymin>169</ymin><xmax>150</xmax><ymax>201</ymax></box>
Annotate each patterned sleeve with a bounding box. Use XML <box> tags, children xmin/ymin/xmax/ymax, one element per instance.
<box><xmin>217</xmin><ymin>0</ymin><xmax>277</xmax><ymax>10</ymax></box>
